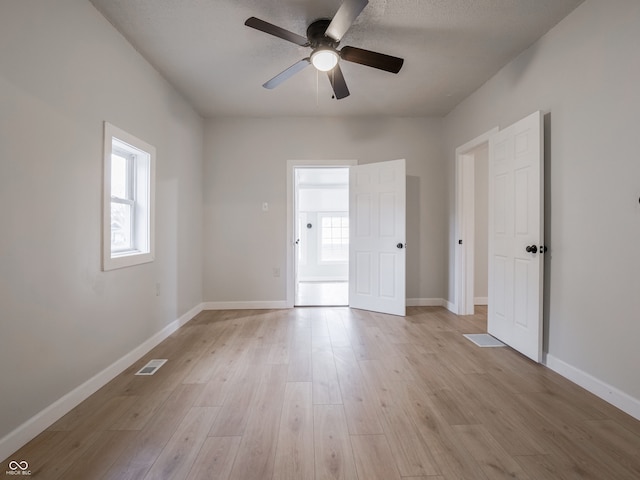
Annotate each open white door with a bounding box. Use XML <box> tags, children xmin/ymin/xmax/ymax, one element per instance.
<box><xmin>349</xmin><ymin>159</ymin><xmax>406</xmax><ymax>316</ymax></box>
<box><xmin>488</xmin><ymin>111</ymin><xmax>544</xmax><ymax>362</ymax></box>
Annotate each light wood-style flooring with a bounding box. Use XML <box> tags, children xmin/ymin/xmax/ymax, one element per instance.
<box><xmin>6</xmin><ymin>306</ymin><xmax>640</xmax><ymax>479</ymax></box>
<box><xmin>295</xmin><ymin>282</ymin><xmax>349</xmax><ymax>306</ymax></box>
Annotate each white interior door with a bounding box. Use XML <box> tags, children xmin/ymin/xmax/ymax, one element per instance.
<box><xmin>349</xmin><ymin>159</ymin><xmax>406</xmax><ymax>316</ymax></box>
<box><xmin>488</xmin><ymin>111</ymin><xmax>544</xmax><ymax>362</ymax></box>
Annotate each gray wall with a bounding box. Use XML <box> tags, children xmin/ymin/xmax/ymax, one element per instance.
<box><xmin>0</xmin><ymin>0</ymin><xmax>204</xmax><ymax>441</ymax></box>
<box><xmin>474</xmin><ymin>144</ymin><xmax>489</xmax><ymax>302</ymax></box>
<box><xmin>203</xmin><ymin>117</ymin><xmax>447</xmax><ymax>304</ymax></box>
<box><xmin>444</xmin><ymin>0</ymin><xmax>640</xmax><ymax>400</ymax></box>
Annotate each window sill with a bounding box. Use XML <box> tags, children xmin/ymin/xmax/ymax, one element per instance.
<box><xmin>103</xmin><ymin>251</ymin><xmax>154</xmax><ymax>271</ymax></box>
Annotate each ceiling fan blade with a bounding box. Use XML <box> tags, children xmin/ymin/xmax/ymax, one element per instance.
<box><xmin>340</xmin><ymin>46</ymin><xmax>404</xmax><ymax>73</ymax></box>
<box><xmin>325</xmin><ymin>0</ymin><xmax>369</xmax><ymax>42</ymax></box>
<box><xmin>263</xmin><ymin>58</ymin><xmax>311</xmax><ymax>89</ymax></box>
<box><xmin>327</xmin><ymin>64</ymin><xmax>350</xmax><ymax>99</ymax></box>
<box><xmin>245</xmin><ymin>17</ymin><xmax>309</xmax><ymax>46</ymax></box>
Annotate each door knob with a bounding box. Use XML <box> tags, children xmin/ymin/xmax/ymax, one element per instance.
<box><xmin>397</xmin><ymin>243</ymin><xmax>404</xmax><ymax>249</ymax></box>
<box><xmin>525</xmin><ymin>245</ymin><xmax>538</xmax><ymax>254</ymax></box>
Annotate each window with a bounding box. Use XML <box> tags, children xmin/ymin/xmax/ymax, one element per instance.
<box><xmin>319</xmin><ymin>213</ymin><xmax>349</xmax><ymax>262</ymax></box>
<box><xmin>102</xmin><ymin>122</ymin><xmax>155</xmax><ymax>270</ymax></box>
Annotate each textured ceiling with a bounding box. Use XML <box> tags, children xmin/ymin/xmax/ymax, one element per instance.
<box><xmin>89</xmin><ymin>0</ymin><xmax>584</xmax><ymax>118</ymax></box>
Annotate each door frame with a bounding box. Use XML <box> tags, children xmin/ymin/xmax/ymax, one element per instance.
<box><xmin>286</xmin><ymin>159</ymin><xmax>357</xmax><ymax>308</ymax></box>
<box><xmin>454</xmin><ymin>127</ymin><xmax>498</xmax><ymax>315</ymax></box>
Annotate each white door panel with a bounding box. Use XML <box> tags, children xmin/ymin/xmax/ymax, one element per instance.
<box><xmin>488</xmin><ymin>111</ymin><xmax>543</xmax><ymax>362</ymax></box>
<box><xmin>349</xmin><ymin>159</ymin><xmax>406</xmax><ymax>316</ymax></box>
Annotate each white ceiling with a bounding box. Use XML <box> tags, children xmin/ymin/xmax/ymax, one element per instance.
<box><xmin>89</xmin><ymin>0</ymin><xmax>584</xmax><ymax>118</ymax></box>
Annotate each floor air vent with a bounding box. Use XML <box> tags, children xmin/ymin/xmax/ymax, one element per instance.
<box><xmin>463</xmin><ymin>334</ymin><xmax>506</xmax><ymax>347</ymax></box>
<box><xmin>135</xmin><ymin>359</ymin><xmax>168</xmax><ymax>375</ymax></box>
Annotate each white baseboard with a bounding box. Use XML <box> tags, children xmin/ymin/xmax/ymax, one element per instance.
<box><xmin>406</xmin><ymin>298</ymin><xmax>447</xmax><ymax>307</ymax></box>
<box><xmin>544</xmin><ymin>354</ymin><xmax>640</xmax><ymax>421</ymax></box>
<box><xmin>0</xmin><ymin>303</ymin><xmax>205</xmax><ymax>462</ymax></box>
<box><xmin>203</xmin><ymin>300</ymin><xmax>289</xmax><ymax>310</ymax></box>
<box><xmin>406</xmin><ymin>298</ymin><xmax>457</xmax><ymax>311</ymax></box>
<box><xmin>205</xmin><ymin>300</ymin><xmax>453</xmax><ymax>310</ymax></box>
<box><xmin>206</xmin><ymin>299</ymin><xmax>458</xmax><ymax>311</ymax></box>
<box><xmin>474</xmin><ymin>297</ymin><xmax>488</xmax><ymax>305</ymax></box>
<box><xmin>206</xmin><ymin>299</ymin><xmax>453</xmax><ymax>310</ymax></box>
<box><xmin>297</xmin><ymin>277</ymin><xmax>348</xmax><ymax>283</ymax></box>
<box><xmin>445</xmin><ymin>299</ymin><xmax>456</xmax><ymax>313</ymax></box>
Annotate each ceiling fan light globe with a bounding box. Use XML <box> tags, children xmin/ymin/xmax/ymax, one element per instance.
<box><xmin>311</xmin><ymin>49</ymin><xmax>339</xmax><ymax>71</ymax></box>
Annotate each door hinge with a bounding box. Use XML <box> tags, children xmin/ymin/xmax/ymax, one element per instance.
<box><xmin>458</xmin><ymin>239</ymin><xmax>463</xmax><ymax>245</ymax></box>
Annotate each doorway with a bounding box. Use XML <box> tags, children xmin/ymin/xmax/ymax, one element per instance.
<box><xmin>295</xmin><ymin>167</ymin><xmax>349</xmax><ymax>306</ymax></box>
<box><xmin>455</xmin><ymin>112</ymin><xmax>544</xmax><ymax>362</ymax></box>
<box><xmin>454</xmin><ymin>128</ymin><xmax>497</xmax><ymax>315</ymax></box>
<box><xmin>286</xmin><ymin>161</ymin><xmax>356</xmax><ymax>307</ymax></box>
<box><xmin>286</xmin><ymin>158</ymin><xmax>406</xmax><ymax>315</ymax></box>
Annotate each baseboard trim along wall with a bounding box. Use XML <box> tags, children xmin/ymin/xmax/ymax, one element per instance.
<box><xmin>406</xmin><ymin>298</ymin><xmax>447</xmax><ymax>307</ymax></box>
<box><xmin>203</xmin><ymin>299</ymin><xmax>448</xmax><ymax>310</ymax></box>
<box><xmin>203</xmin><ymin>300</ymin><xmax>289</xmax><ymax>310</ymax></box>
<box><xmin>0</xmin><ymin>303</ymin><xmax>205</xmax><ymax>463</ymax></box>
<box><xmin>444</xmin><ymin>299</ymin><xmax>457</xmax><ymax>313</ymax></box>
<box><xmin>544</xmin><ymin>354</ymin><xmax>640</xmax><ymax>421</ymax></box>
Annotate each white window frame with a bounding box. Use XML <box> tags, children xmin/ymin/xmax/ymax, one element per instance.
<box><xmin>317</xmin><ymin>212</ymin><xmax>349</xmax><ymax>264</ymax></box>
<box><xmin>109</xmin><ymin>147</ymin><xmax>135</xmax><ymax>254</ymax></box>
<box><xmin>102</xmin><ymin>122</ymin><xmax>155</xmax><ymax>271</ymax></box>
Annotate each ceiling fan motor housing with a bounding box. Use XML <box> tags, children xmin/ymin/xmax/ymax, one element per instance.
<box><xmin>307</xmin><ymin>19</ymin><xmax>339</xmax><ymax>49</ymax></box>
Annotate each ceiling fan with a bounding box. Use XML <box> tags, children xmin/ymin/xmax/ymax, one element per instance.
<box><xmin>244</xmin><ymin>0</ymin><xmax>404</xmax><ymax>99</ymax></box>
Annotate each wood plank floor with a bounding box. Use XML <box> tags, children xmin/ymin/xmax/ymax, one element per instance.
<box><xmin>5</xmin><ymin>306</ymin><xmax>640</xmax><ymax>479</ymax></box>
